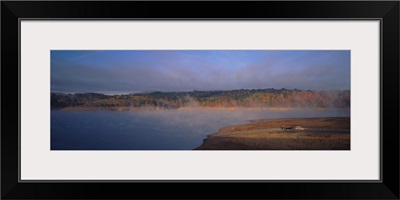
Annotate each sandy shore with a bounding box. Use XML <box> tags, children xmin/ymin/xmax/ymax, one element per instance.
<box><xmin>195</xmin><ymin>117</ymin><xmax>350</xmax><ymax>150</ymax></box>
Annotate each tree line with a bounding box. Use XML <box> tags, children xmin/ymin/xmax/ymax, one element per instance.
<box><xmin>51</xmin><ymin>88</ymin><xmax>350</xmax><ymax>109</ymax></box>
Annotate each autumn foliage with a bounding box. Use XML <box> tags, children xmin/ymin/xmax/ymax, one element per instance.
<box><xmin>51</xmin><ymin>88</ymin><xmax>350</xmax><ymax>109</ymax></box>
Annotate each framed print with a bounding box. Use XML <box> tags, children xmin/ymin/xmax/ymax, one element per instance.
<box><xmin>2</xmin><ymin>1</ymin><xmax>399</xmax><ymax>200</ymax></box>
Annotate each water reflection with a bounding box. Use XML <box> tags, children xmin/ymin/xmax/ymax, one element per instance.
<box><xmin>51</xmin><ymin>108</ymin><xmax>350</xmax><ymax>150</ymax></box>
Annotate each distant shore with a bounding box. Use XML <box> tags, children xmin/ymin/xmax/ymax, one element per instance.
<box><xmin>195</xmin><ymin>117</ymin><xmax>350</xmax><ymax>150</ymax></box>
<box><xmin>57</xmin><ymin>106</ymin><xmax>350</xmax><ymax>112</ymax></box>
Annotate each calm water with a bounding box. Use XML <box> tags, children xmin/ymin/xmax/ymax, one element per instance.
<box><xmin>51</xmin><ymin>108</ymin><xmax>350</xmax><ymax>150</ymax></box>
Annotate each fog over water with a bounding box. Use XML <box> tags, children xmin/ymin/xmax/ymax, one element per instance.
<box><xmin>51</xmin><ymin>108</ymin><xmax>350</xmax><ymax>150</ymax></box>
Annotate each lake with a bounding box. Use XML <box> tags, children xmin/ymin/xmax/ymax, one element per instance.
<box><xmin>51</xmin><ymin>108</ymin><xmax>350</xmax><ymax>150</ymax></box>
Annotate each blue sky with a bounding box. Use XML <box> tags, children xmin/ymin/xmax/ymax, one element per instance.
<box><xmin>51</xmin><ymin>50</ymin><xmax>350</xmax><ymax>94</ymax></box>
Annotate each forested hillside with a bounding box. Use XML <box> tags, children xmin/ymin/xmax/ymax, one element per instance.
<box><xmin>51</xmin><ymin>88</ymin><xmax>350</xmax><ymax>109</ymax></box>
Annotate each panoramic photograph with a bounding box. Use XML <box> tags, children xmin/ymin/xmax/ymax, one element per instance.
<box><xmin>51</xmin><ymin>50</ymin><xmax>350</xmax><ymax>150</ymax></box>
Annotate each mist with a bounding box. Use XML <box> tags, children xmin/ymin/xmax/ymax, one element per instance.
<box><xmin>51</xmin><ymin>108</ymin><xmax>350</xmax><ymax>150</ymax></box>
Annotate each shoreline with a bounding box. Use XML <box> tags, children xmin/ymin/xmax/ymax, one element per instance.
<box><xmin>195</xmin><ymin>117</ymin><xmax>350</xmax><ymax>150</ymax></box>
<box><xmin>58</xmin><ymin>106</ymin><xmax>350</xmax><ymax>112</ymax></box>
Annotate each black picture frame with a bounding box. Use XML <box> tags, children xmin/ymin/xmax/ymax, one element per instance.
<box><xmin>2</xmin><ymin>1</ymin><xmax>399</xmax><ymax>199</ymax></box>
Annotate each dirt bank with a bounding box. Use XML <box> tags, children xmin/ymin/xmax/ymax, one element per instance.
<box><xmin>195</xmin><ymin>117</ymin><xmax>350</xmax><ymax>150</ymax></box>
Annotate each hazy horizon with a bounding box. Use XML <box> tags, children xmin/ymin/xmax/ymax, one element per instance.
<box><xmin>51</xmin><ymin>87</ymin><xmax>351</xmax><ymax>96</ymax></box>
<box><xmin>51</xmin><ymin>50</ymin><xmax>350</xmax><ymax>94</ymax></box>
